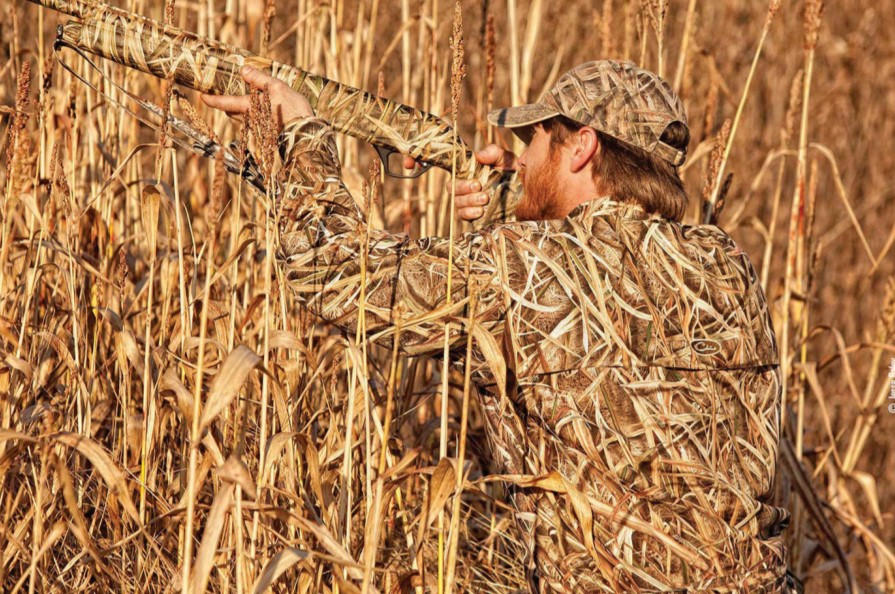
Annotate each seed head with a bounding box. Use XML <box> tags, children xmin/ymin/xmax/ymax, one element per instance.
<box><xmin>766</xmin><ymin>0</ymin><xmax>782</xmax><ymax>30</ymax></box>
<box><xmin>450</xmin><ymin>0</ymin><xmax>467</xmax><ymax>125</ymax></box>
<box><xmin>804</xmin><ymin>0</ymin><xmax>824</xmax><ymax>51</ymax></box>
<box><xmin>703</xmin><ymin>118</ymin><xmax>731</xmax><ymax>206</ymax></box>
<box><xmin>248</xmin><ymin>85</ymin><xmax>278</xmax><ymax>180</ymax></box>
<box><xmin>781</xmin><ymin>70</ymin><xmax>803</xmax><ymax>147</ymax></box>
<box><xmin>4</xmin><ymin>61</ymin><xmax>32</xmax><ymax>197</ymax></box>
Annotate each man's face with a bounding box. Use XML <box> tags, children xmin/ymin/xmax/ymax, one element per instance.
<box><xmin>515</xmin><ymin>124</ymin><xmax>567</xmax><ymax>222</ymax></box>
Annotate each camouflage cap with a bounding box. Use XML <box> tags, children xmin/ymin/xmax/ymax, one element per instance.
<box><xmin>488</xmin><ymin>60</ymin><xmax>689</xmax><ymax>166</ymax></box>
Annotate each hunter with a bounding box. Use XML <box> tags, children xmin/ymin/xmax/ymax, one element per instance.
<box><xmin>203</xmin><ymin>60</ymin><xmax>794</xmax><ymax>593</ymax></box>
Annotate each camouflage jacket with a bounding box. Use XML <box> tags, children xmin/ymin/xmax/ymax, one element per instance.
<box><xmin>275</xmin><ymin>117</ymin><xmax>790</xmax><ymax>593</ymax></box>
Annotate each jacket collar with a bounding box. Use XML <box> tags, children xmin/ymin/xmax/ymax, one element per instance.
<box><xmin>566</xmin><ymin>197</ymin><xmax>658</xmax><ymax>220</ymax></box>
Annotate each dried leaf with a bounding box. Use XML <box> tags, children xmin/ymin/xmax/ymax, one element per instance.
<box><xmin>424</xmin><ymin>458</ymin><xmax>463</xmax><ymax>531</ymax></box>
<box><xmin>850</xmin><ymin>471</ymin><xmax>884</xmax><ymax>527</ymax></box>
<box><xmin>0</xmin><ymin>430</ymin><xmax>37</xmax><ymax>445</ymax></box>
<box><xmin>198</xmin><ymin>345</ymin><xmax>262</xmax><ymax>433</ymax></box>
<box><xmin>471</xmin><ymin>323</ymin><xmax>507</xmax><ymax>400</ymax></box>
<box><xmin>251</xmin><ymin>547</ymin><xmax>309</xmax><ymax>594</ymax></box>
<box><xmin>141</xmin><ymin>184</ymin><xmax>162</xmax><ymax>256</ymax></box>
<box><xmin>190</xmin><ymin>483</ymin><xmax>234</xmax><ymax>594</ymax></box>
<box><xmin>3</xmin><ymin>353</ymin><xmax>32</xmax><ymax>381</ymax></box>
<box><xmin>115</xmin><ymin>329</ymin><xmax>144</xmax><ymax>380</ymax></box>
<box><xmin>55</xmin><ymin>452</ymin><xmax>110</xmax><ymax>572</ymax></box>
<box><xmin>52</xmin><ymin>432</ymin><xmax>141</xmax><ymax>525</ymax></box>
<box><xmin>160</xmin><ymin>367</ymin><xmax>193</xmax><ymax>422</ymax></box>
<box><xmin>218</xmin><ymin>455</ymin><xmax>257</xmax><ymax>500</ymax></box>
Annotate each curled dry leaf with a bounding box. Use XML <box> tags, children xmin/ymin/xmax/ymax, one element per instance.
<box><xmin>160</xmin><ymin>367</ymin><xmax>194</xmax><ymax>422</ymax></box>
<box><xmin>3</xmin><ymin>354</ymin><xmax>33</xmax><ymax>381</ymax></box>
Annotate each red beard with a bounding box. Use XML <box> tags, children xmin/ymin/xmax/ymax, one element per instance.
<box><xmin>515</xmin><ymin>148</ymin><xmax>566</xmax><ymax>222</ymax></box>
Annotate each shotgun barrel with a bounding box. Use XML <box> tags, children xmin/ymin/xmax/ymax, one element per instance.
<box><xmin>25</xmin><ymin>0</ymin><xmax>518</xmax><ymax>226</ymax></box>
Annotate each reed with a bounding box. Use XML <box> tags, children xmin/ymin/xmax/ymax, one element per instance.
<box><xmin>0</xmin><ymin>0</ymin><xmax>893</xmax><ymax>592</ymax></box>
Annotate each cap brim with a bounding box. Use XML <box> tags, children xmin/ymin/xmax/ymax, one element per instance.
<box><xmin>487</xmin><ymin>104</ymin><xmax>559</xmax><ymax>142</ymax></box>
<box><xmin>487</xmin><ymin>103</ymin><xmax>558</xmax><ymax>128</ymax></box>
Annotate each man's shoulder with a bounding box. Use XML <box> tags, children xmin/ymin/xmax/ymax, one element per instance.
<box><xmin>473</xmin><ymin>199</ymin><xmax>779</xmax><ymax>372</ymax></box>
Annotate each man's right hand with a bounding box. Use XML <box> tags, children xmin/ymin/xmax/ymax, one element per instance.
<box><xmin>401</xmin><ymin>144</ymin><xmax>518</xmax><ymax>221</ymax></box>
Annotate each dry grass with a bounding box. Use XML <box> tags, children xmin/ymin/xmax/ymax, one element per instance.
<box><xmin>1</xmin><ymin>0</ymin><xmax>894</xmax><ymax>592</ymax></box>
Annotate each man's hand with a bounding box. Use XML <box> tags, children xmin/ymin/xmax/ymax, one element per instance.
<box><xmin>201</xmin><ymin>66</ymin><xmax>314</xmax><ymax>132</ymax></box>
<box><xmin>401</xmin><ymin>144</ymin><xmax>518</xmax><ymax>221</ymax></box>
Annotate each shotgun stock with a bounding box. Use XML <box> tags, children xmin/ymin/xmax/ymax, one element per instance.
<box><xmin>25</xmin><ymin>0</ymin><xmax>519</xmax><ymax>228</ymax></box>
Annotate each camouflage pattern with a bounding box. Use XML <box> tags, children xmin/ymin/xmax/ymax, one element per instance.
<box><xmin>275</xmin><ymin>117</ymin><xmax>789</xmax><ymax>593</ymax></box>
<box><xmin>488</xmin><ymin>60</ymin><xmax>689</xmax><ymax>166</ymax></box>
<box><xmin>33</xmin><ymin>0</ymin><xmax>517</xmax><ymax>227</ymax></box>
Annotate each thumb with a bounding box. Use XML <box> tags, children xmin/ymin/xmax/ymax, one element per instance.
<box><xmin>475</xmin><ymin>145</ymin><xmax>517</xmax><ymax>170</ymax></box>
<box><xmin>241</xmin><ymin>65</ymin><xmax>275</xmax><ymax>88</ymax></box>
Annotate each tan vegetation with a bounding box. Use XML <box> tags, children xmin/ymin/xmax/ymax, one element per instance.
<box><xmin>0</xmin><ymin>0</ymin><xmax>894</xmax><ymax>592</ymax></box>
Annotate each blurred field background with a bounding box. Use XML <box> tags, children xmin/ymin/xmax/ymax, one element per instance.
<box><xmin>1</xmin><ymin>0</ymin><xmax>894</xmax><ymax>592</ymax></box>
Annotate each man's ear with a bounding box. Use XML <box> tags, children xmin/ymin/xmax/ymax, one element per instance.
<box><xmin>569</xmin><ymin>126</ymin><xmax>599</xmax><ymax>173</ymax></box>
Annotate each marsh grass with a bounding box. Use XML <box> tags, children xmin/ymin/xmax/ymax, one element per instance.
<box><xmin>0</xmin><ymin>0</ymin><xmax>894</xmax><ymax>592</ymax></box>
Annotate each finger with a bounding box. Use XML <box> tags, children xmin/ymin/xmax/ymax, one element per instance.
<box><xmin>475</xmin><ymin>145</ymin><xmax>518</xmax><ymax>170</ymax></box>
<box><xmin>201</xmin><ymin>93</ymin><xmax>251</xmax><ymax>114</ymax></box>
<box><xmin>455</xmin><ymin>192</ymin><xmax>487</xmax><ymax>209</ymax></box>
<box><xmin>458</xmin><ymin>206</ymin><xmax>484</xmax><ymax>221</ymax></box>
<box><xmin>241</xmin><ymin>65</ymin><xmax>278</xmax><ymax>89</ymax></box>
<box><xmin>454</xmin><ymin>180</ymin><xmax>481</xmax><ymax>195</ymax></box>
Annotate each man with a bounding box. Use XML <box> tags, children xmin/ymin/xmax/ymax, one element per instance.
<box><xmin>203</xmin><ymin>60</ymin><xmax>792</xmax><ymax>593</ymax></box>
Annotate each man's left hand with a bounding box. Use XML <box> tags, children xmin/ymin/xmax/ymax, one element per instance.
<box><xmin>201</xmin><ymin>66</ymin><xmax>314</xmax><ymax>132</ymax></box>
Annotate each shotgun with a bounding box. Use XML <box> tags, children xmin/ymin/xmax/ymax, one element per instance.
<box><xmin>24</xmin><ymin>0</ymin><xmax>519</xmax><ymax>228</ymax></box>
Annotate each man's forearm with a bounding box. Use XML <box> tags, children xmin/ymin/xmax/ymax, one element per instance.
<box><xmin>274</xmin><ymin>117</ymin><xmax>506</xmax><ymax>357</ymax></box>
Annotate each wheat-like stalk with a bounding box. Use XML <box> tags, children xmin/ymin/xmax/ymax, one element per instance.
<box><xmin>0</xmin><ymin>1</ymin><xmax>893</xmax><ymax>592</ymax></box>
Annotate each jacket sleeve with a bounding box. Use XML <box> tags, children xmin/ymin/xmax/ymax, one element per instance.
<box><xmin>274</xmin><ymin>116</ymin><xmax>506</xmax><ymax>357</ymax></box>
